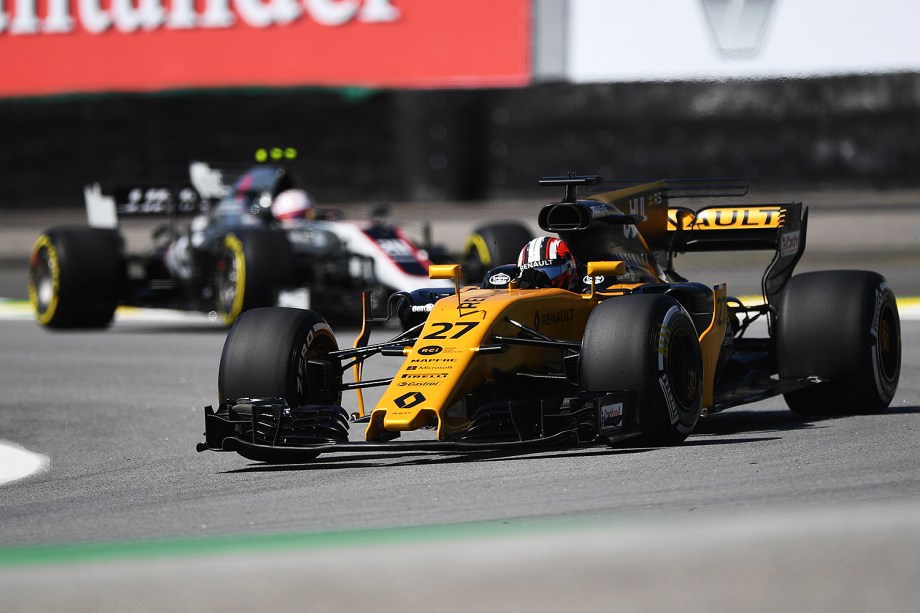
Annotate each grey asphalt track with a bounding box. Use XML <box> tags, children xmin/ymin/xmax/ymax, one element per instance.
<box><xmin>1</xmin><ymin>192</ymin><xmax>919</xmax><ymax>612</ymax></box>
<box><xmin>0</xmin><ymin>315</ymin><xmax>918</xmax><ymax>611</ymax></box>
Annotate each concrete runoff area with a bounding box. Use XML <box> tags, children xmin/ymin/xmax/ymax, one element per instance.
<box><xmin>1</xmin><ymin>502</ymin><xmax>919</xmax><ymax>613</ymax></box>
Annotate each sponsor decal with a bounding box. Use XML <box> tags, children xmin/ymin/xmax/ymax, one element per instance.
<box><xmin>599</xmin><ymin>401</ymin><xmax>624</xmax><ymax>429</ymax></box>
<box><xmin>658</xmin><ymin>374</ymin><xmax>680</xmax><ymax>424</ymax></box>
<box><xmin>689</xmin><ymin>207</ymin><xmax>783</xmax><ymax>229</ymax></box>
<box><xmin>410</xmin><ymin>357</ymin><xmax>454</xmax><ymax>364</ymax></box>
<box><xmin>400</xmin><ymin>372</ymin><xmax>448</xmax><ymax>379</ymax></box>
<box><xmin>583</xmin><ymin>275</ymin><xmax>606</xmax><ymax>285</ymax></box>
<box><xmin>296</xmin><ymin>342</ymin><xmax>309</xmax><ymax>395</ymax></box>
<box><xmin>295</xmin><ymin>323</ymin><xmax>332</xmax><ymax>394</ymax></box>
<box><xmin>376</xmin><ymin>238</ymin><xmax>414</xmax><ymax>258</ymax></box>
<box><xmin>0</xmin><ymin>0</ymin><xmax>530</xmax><ymax>96</ymax></box>
<box><xmin>780</xmin><ymin>230</ymin><xmax>800</xmax><ymax>257</ymax></box>
<box><xmin>411</xmin><ymin>304</ymin><xmax>434</xmax><ymax>313</ymax></box>
<box><xmin>393</xmin><ymin>391</ymin><xmax>426</xmax><ymax>409</ymax></box>
<box><xmin>417</xmin><ymin>345</ymin><xmax>442</xmax><ymax>355</ymax></box>
<box><xmin>534</xmin><ymin>307</ymin><xmax>575</xmax><ymax>331</ymax></box>
<box><xmin>519</xmin><ymin>259</ymin><xmax>554</xmax><ymax>271</ymax></box>
<box><xmin>489</xmin><ymin>272</ymin><xmax>512</xmax><ymax>286</ymax></box>
<box><xmin>628</xmin><ymin>196</ymin><xmax>646</xmax><ymax>218</ymax></box>
<box><xmin>397</xmin><ymin>381</ymin><xmax>441</xmax><ymax>387</ymax></box>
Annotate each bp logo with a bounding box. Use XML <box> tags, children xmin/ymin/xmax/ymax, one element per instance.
<box><xmin>417</xmin><ymin>345</ymin><xmax>442</xmax><ymax>355</ymax></box>
<box><xmin>394</xmin><ymin>392</ymin><xmax>426</xmax><ymax>409</ymax></box>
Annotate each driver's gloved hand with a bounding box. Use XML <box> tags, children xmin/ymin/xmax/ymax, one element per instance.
<box><xmin>517</xmin><ymin>268</ymin><xmax>554</xmax><ymax>289</ymax></box>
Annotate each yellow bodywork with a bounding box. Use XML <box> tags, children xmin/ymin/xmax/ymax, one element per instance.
<box><xmin>365</xmin><ymin>286</ymin><xmax>596</xmax><ymax>441</ymax></box>
<box><xmin>363</xmin><ymin>258</ymin><xmax>726</xmax><ymax>441</ymax></box>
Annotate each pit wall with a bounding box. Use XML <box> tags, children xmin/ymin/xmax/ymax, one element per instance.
<box><xmin>2</xmin><ymin>73</ymin><xmax>919</xmax><ymax>209</ymax></box>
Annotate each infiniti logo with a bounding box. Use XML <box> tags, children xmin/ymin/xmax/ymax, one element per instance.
<box><xmin>700</xmin><ymin>0</ymin><xmax>776</xmax><ymax>58</ymax></box>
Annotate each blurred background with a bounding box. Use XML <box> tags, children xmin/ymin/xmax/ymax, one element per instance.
<box><xmin>1</xmin><ymin>0</ymin><xmax>919</xmax><ymax>208</ymax></box>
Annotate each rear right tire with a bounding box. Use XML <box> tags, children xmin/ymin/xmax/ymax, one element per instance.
<box><xmin>777</xmin><ymin>270</ymin><xmax>901</xmax><ymax>415</ymax></box>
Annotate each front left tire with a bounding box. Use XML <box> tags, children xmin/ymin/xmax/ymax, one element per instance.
<box><xmin>28</xmin><ymin>225</ymin><xmax>124</xmax><ymax>329</ymax></box>
<box><xmin>580</xmin><ymin>294</ymin><xmax>703</xmax><ymax>445</ymax></box>
<box><xmin>218</xmin><ymin>307</ymin><xmax>341</xmax><ymax>407</ymax></box>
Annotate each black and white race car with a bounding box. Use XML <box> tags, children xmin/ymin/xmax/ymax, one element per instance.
<box><xmin>27</xmin><ymin>162</ymin><xmax>453</xmax><ymax>328</ymax></box>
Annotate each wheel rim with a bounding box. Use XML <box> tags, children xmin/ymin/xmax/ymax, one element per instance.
<box><xmin>667</xmin><ymin>328</ymin><xmax>700</xmax><ymax>414</ymax></box>
<box><xmin>876</xmin><ymin>299</ymin><xmax>900</xmax><ymax>388</ymax></box>
<box><xmin>216</xmin><ymin>235</ymin><xmax>245</xmax><ymax>324</ymax></box>
<box><xmin>28</xmin><ymin>237</ymin><xmax>60</xmax><ymax>324</ymax></box>
<box><xmin>462</xmin><ymin>233</ymin><xmax>490</xmax><ymax>283</ymax></box>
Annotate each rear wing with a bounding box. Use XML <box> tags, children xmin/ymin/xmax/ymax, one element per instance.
<box><xmin>536</xmin><ymin>175</ymin><xmax>807</xmax><ymax>308</ymax></box>
<box><xmin>83</xmin><ymin>181</ymin><xmax>208</xmax><ymax>228</ymax></box>
<box><xmin>537</xmin><ymin>175</ymin><xmax>749</xmax><ymax>260</ymax></box>
<box><xmin>190</xmin><ymin>160</ymin><xmax>296</xmax><ymax>203</ymax></box>
<box><xmin>82</xmin><ymin>160</ymin><xmax>292</xmax><ymax>229</ymax></box>
<box><xmin>667</xmin><ymin>201</ymin><xmax>809</xmax><ymax>307</ymax></box>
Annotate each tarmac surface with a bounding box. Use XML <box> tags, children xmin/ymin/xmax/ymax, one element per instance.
<box><xmin>1</xmin><ymin>188</ymin><xmax>919</xmax><ymax>612</ymax></box>
<box><xmin>3</xmin><ymin>187</ymin><xmax>919</xmax><ymax>299</ymax></box>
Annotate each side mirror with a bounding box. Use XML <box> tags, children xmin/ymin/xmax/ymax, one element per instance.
<box><xmin>585</xmin><ymin>261</ymin><xmax>626</xmax><ymax>298</ymax></box>
<box><xmin>429</xmin><ymin>264</ymin><xmax>461</xmax><ymax>281</ymax></box>
<box><xmin>430</xmin><ymin>264</ymin><xmax>462</xmax><ymax>305</ymax></box>
<box><xmin>586</xmin><ymin>261</ymin><xmax>626</xmax><ymax>277</ymax></box>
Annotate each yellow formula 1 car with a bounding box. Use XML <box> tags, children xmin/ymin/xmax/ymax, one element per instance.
<box><xmin>198</xmin><ymin>176</ymin><xmax>902</xmax><ymax>463</ymax></box>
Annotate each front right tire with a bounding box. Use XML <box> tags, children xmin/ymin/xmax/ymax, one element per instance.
<box><xmin>215</xmin><ymin>229</ymin><xmax>294</xmax><ymax>325</ymax></box>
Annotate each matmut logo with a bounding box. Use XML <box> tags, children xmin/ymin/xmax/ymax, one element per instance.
<box><xmin>0</xmin><ymin>0</ymin><xmax>399</xmax><ymax>34</ymax></box>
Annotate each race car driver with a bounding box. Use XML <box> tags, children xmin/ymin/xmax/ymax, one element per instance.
<box><xmin>271</xmin><ymin>188</ymin><xmax>317</xmax><ymax>225</ymax></box>
<box><xmin>517</xmin><ymin>236</ymin><xmax>578</xmax><ymax>290</ymax></box>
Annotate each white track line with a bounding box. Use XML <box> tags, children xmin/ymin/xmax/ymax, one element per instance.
<box><xmin>4</xmin><ymin>299</ymin><xmax>920</xmax><ymax>321</ymax></box>
<box><xmin>0</xmin><ymin>440</ymin><xmax>50</xmax><ymax>486</ymax></box>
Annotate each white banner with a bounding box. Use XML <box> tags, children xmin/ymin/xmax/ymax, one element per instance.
<box><xmin>568</xmin><ymin>0</ymin><xmax>920</xmax><ymax>82</ymax></box>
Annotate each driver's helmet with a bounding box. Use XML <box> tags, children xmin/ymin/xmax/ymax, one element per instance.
<box><xmin>271</xmin><ymin>188</ymin><xmax>315</xmax><ymax>223</ymax></box>
<box><xmin>517</xmin><ymin>237</ymin><xmax>577</xmax><ymax>289</ymax></box>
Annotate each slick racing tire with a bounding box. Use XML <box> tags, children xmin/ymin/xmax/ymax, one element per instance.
<box><xmin>28</xmin><ymin>225</ymin><xmax>123</xmax><ymax>329</ymax></box>
<box><xmin>462</xmin><ymin>222</ymin><xmax>533</xmax><ymax>284</ymax></box>
<box><xmin>777</xmin><ymin>270</ymin><xmax>901</xmax><ymax>416</ymax></box>
<box><xmin>580</xmin><ymin>294</ymin><xmax>703</xmax><ymax>445</ymax></box>
<box><xmin>219</xmin><ymin>307</ymin><xmax>342</xmax><ymax>407</ymax></box>
<box><xmin>215</xmin><ymin>228</ymin><xmax>294</xmax><ymax>325</ymax></box>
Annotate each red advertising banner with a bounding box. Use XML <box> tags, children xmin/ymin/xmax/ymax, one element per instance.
<box><xmin>0</xmin><ymin>0</ymin><xmax>531</xmax><ymax>97</ymax></box>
